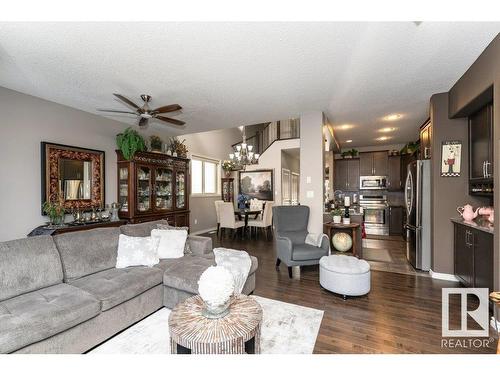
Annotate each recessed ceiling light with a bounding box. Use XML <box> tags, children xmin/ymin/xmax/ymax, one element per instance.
<box><xmin>376</xmin><ymin>136</ymin><xmax>392</xmax><ymax>141</ymax></box>
<box><xmin>383</xmin><ymin>113</ymin><xmax>403</xmax><ymax>122</ymax></box>
<box><xmin>379</xmin><ymin>127</ymin><xmax>397</xmax><ymax>133</ymax></box>
<box><xmin>345</xmin><ymin>139</ymin><xmax>353</xmax><ymax>143</ymax></box>
<box><xmin>334</xmin><ymin>124</ymin><xmax>354</xmax><ymax>130</ymax></box>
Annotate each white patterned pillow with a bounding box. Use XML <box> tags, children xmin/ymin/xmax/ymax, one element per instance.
<box><xmin>116</xmin><ymin>234</ymin><xmax>159</xmax><ymax>268</ymax></box>
<box><xmin>151</xmin><ymin>228</ymin><xmax>188</xmax><ymax>259</ymax></box>
<box><xmin>156</xmin><ymin>224</ymin><xmax>192</xmax><ymax>254</ymax></box>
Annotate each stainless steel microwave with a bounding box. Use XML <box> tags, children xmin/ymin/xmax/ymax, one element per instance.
<box><xmin>359</xmin><ymin>176</ymin><xmax>387</xmax><ymax>190</ymax></box>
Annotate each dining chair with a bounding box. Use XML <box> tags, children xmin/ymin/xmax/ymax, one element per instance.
<box><xmin>248</xmin><ymin>201</ymin><xmax>274</xmax><ymax>240</ymax></box>
<box><xmin>214</xmin><ymin>200</ymin><xmax>224</xmax><ymax>237</ymax></box>
<box><xmin>219</xmin><ymin>202</ymin><xmax>245</xmax><ymax>239</ymax></box>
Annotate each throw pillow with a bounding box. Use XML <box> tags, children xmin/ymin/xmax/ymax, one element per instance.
<box><xmin>156</xmin><ymin>224</ymin><xmax>192</xmax><ymax>254</ymax></box>
<box><xmin>116</xmin><ymin>234</ymin><xmax>159</xmax><ymax>268</ymax></box>
<box><xmin>151</xmin><ymin>228</ymin><xmax>188</xmax><ymax>259</ymax></box>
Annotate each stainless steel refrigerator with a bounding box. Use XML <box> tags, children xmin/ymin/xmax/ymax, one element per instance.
<box><xmin>404</xmin><ymin>160</ymin><xmax>431</xmax><ymax>271</ymax></box>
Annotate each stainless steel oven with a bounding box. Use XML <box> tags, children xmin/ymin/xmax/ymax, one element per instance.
<box><xmin>359</xmin><ymin>176</ymin><xmax>387</xmax><ymax>190</ymax></box>
<box><xmin>359</xmin><ymin>194</ymin><xmax>389</xmax><ymax>235</ymax></box>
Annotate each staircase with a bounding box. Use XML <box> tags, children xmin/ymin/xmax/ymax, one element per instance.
<box><xmin>232</xmin><ymin>118</ymin><xmax>300</xmax><ymax>159</ymax></box>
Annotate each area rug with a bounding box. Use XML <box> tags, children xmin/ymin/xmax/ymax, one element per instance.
<box><xmin>90</xmin><ymin>295</ymin><xmax>323</xmax><ymax>354</ymax></box>
<box><xmin>362</xmin><ymin>248</ymin><xmax>393</xmax><ymax>263</ymax></box>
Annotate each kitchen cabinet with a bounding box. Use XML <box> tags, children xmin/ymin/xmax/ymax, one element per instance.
<box><xmin>453</xmin><ymin>222</ymin><xmax>493</xmax><ymax>290</ymax></box>
<box><xmin>334</xmin><ymin>158</ymin><xmax>359</xmax><ymax>191</ymax></box>
<box><xmin>387</xmin><ymin>155</ymin><xmax>402</xmax><ymax>191</ymax></box>
<box><xmin>388</xmin><ymin>206</ymin><xmax>404</xmax><ymax>235</ymax></box>
<box><xmin>420</xmin><ymin>119</ymin><xmax>432</xmax><ymax>159</ymax></box>
<box><xmin>469</xmin><ymin>104</ymin><xmax>493</xmax><ymax>196</ymax></box>
<box><xmin>359</xmin><ymin>151</ymin><xmax>388</xmax><ymax>176</ymax></box>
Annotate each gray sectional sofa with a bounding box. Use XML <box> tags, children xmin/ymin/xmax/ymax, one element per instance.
<box><xmin>0</xmin><ymin>220</ymin><xmax>258</xmax><ymax>354</ymax></box>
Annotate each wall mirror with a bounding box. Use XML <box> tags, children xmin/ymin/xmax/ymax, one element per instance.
<box><xmin>41</xmin><ymin>142</ymin><xmax>105</xmax><ymax>212</ymax></box>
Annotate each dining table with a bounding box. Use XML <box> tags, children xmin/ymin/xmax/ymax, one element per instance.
<box><xmin>234</xmin><ymin>208</ymin><xmax>262</xmax><ymax>238</ymax></box>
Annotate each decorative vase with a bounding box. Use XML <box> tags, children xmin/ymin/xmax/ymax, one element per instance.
<box><xmin>198</xmin><ymin>266</ymin><xmax>235</xmax><ymax>319</ymax></box>
<box><xmin>166</xmin><ymin>150</ymin><xmax>172</xmax><ymax>156</ymax></box>
<box><xmin>333</xmin><ymin>215</ymin><xmax>341</xmax><ymax>224</ymax></box>
<box><xmin>172</xmin><ymin>151</ymin><xmax>178</xmax><ymax>157</ymax></box>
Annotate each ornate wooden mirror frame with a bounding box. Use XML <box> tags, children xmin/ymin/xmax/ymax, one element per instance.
<box><xmin>41</xmin><ymin>142</ymin><xmax>105</xmax><ymax>212</ymax></box>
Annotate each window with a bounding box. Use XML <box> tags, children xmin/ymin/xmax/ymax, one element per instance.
<box><xmin>191</xmin><ymin>156</ymin><xmax>220</xmax><ymax>195</ymax></box>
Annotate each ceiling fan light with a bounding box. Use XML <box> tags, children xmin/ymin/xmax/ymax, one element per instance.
<box><xmin>236</xmin><ymin>145</ymin><xmax>242</xmax><ymax>152</ymax></box>
<box><xmin>248</xmin><ymin>145</ymin><xmax>253</xmax><ymax>151</ymax></box>
<box><xmin>255</xmin><ymin>154</ymin><xmax>260</xmax><ymax>160</ymax></box>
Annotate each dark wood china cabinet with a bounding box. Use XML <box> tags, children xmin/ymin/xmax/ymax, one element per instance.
<box><xmin>117</xmin><ymin>150</ymin><xmax>190</xmax><ymax>227</ymax></box>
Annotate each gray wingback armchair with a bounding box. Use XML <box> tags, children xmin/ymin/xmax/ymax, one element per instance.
<box><xmin>273</xmin><ymin>206</ymin><xmax>330</xmax><ymax>278</ymax></box>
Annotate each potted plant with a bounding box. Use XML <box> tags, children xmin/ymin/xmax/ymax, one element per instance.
<box><xmin>149</xmin><ymin>135</ymin><xmax>163</xmax><ymax>153</ymax></box>
<box><xmin>116</xmin><ymin>127</ymin><xmax>146</xmax><ymax>160</ymax></box>
<box><xmin>222</xmin><ymin>160</ymin><xmax>236</xmax><ymax>177</ymax></box>
<box><xmin>341</xmin><ymin>149</ymin><xmax>358</xmax><ymax>159</ymax></box>
<box><xmin>331</xmin><ymin>208</ymin><xmax>343</xmax><ymax>224</ymax></box>
<box><xmin>349</xmin><ymin>148</ymin><xmax>359</xmax><ymax>158</ymax></box>
<box><xmin>168</xmin><ymin>137</ymin><xmax>189</xmax><ymax>158</ymax></box>
<box><xmin>43</xmin><ymin>194</ymin><xmax>66</xmax><ymax>227</ymax></box>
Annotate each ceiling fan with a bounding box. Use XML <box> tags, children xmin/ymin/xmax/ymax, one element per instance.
<box><xmin>98</xmin><ymin>94</ymin><xmax>185</xmax><ymax>128</ymax></box>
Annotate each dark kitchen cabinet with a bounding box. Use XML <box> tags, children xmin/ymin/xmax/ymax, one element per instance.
<box><xmin>387</xmin><ymin>155</ymin><xmax>402</xmax><ymax>191</ymax></box>
<box><xmin>359</xmin><ymin>151</ymin><xmax>388</xmax><ymax>176</ymax></box>
<box><xmin>453</xmin><ymin>222</ymin><xmax>493</xmax><ymax>291</ymax></box>
<box><xmin>346</xmin><ymin>159</ymin><xmax>360</xmax><ymax>191</ymax></box>
<box><xmin>389</xmin><ymin>206</ymin><xmax>404</xmax><ymax>236</ymax></box>
<box><xmin>334</xmin><ymin>158</ymin><xmax>359</xmax><ymax>191</ymax></box>
<box><xmin>420</xmin><ymin>119</ymin><xmax>432</xmax><ymax>159</ymax></box>
<box><xmin>469</xmin><ymin>103</ymin><xmax>493</xmax><ymax>181</ymax></box>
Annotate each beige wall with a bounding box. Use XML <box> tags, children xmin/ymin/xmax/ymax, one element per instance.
<box><xmin>0</xmin><ymin>87</ymin><xmax>134</xmax><ymax>241</ymax></box>
<box><xmin>181</xmin><ymin>127</ymin><xmax>243</xmax><ymax>234</ymax></box>
<box><xmin>244</xmin><ymin>139</ymin><xmax>300</xmax><ymax>206</ymax></box>
<box><xmin>299</xmin><ymin>112</ymin><xmax>324</xmax><ymax>234</ymax></box>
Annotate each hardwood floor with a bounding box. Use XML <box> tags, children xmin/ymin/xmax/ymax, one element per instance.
<box><xmin>201</xmin><ymin>229</ymin><xmax>497</xmax><ymax>354</ymax></box>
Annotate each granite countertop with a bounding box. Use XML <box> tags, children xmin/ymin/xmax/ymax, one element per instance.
<box><xmin>450</xmin><ymin>217</ymin><xmax>494</xmax><ymax>234</ymax></box>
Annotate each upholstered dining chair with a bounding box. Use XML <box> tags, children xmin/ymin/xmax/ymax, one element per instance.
<box><xmin>249</xmin><ymin>198</ymin><xmax>264</xmax><ymax>219</ymax></box>
<box><xmin>248</xmin><ymin>201</ymin><xmax>274</xmax><ymax>240</ymax></box>
<box><xmin>214</xmin><ymin>200</ymin><xmax>224</xmax><ymax>237</ymax></box>
<box><xmin>219</xmin><ymin>202</ymin><xmax>245</xmax><ymax>239</ymax></box>
<box><xmin>273</xmin><ymin>205</ymin><xmax>329</xmax><ymax>278</ymax></box>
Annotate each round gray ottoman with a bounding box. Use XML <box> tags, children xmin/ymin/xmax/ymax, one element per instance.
<box><xmin>319</xmin><ymin>255</ymin><xmax>371</xmax><ymax>299</ymax></box>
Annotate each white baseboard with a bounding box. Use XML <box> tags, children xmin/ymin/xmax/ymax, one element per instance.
<box><xmin>429</xmin><ymin>269</ymin><xmax>459</xmax><ymax>282</ymax></box>
<box><xmin>190</xmin><ymin>227</ymin><xmax>217</xmax><ymax>236</ymax></box>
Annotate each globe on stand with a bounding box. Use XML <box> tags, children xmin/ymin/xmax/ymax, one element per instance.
<box><xmin>332</xmin><ymin>232</ymin><xmax>353</xmax><ymax>252</ymax></box>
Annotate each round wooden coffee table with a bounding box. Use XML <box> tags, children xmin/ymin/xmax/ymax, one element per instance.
<box><xmin>168</xmin><ymin>294</ymin><xmax>263</xmax><ymax>354</ymax></box>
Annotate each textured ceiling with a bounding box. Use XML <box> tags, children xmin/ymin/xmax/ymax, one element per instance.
<box><xmin>0</xmin><ymin>22</ymin><xmax>498</xmax><ymax>145</ymax></box>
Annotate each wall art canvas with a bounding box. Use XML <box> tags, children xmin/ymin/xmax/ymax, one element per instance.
<box><xmin>441</xmin><ymin>140</ymin><xmax>462</xmax><ymax>177</ymax></box>
<box><xmin>239</xmin><ymin>170</ymin><xmax>273</xmax><ymax>200</ymax></box>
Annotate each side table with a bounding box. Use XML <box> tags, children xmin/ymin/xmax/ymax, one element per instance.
<box><xmin>168</xmin><ymin>294</ymin><xmax>263</xmax><ymax>354</ymax></box>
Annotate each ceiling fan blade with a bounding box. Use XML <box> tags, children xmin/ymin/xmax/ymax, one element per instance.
<box><xmin>97</xmin><ymin>109</ymin><xmax>137</xmax><ymax>114</ymax></box>
<box><xmin>139</xmin><ymin>117</ymin><xmax>149</xmax><ymax>127</ymax></box>
<box><xmin>152</xmin><ymin>104</ymin><xmax>182</xmax><ymax>114</ymax></box>
<box><xmin>155</xmin><ymin>115</ymin><xmax>185</xmax><ymax>126</ymax></box>
<box><xmin>113</xmin><ymin>93</ymin><xmax>141</xmax><ymax>111</ymax></box>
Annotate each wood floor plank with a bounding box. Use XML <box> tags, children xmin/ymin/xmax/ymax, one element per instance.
<box><xmin>201</xmin><ymin>231</ymin><xmax>497</xmax><ymax>354</ymax></box>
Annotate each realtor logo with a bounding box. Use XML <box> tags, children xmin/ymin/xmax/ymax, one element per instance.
<box><xmin>442</xmin><ymin>288</ymin><xmax>489</xmax><ymax>337</ymax></box>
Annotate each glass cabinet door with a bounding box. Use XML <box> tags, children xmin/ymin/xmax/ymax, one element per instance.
<box><xmin>118</xmin><ymin>166</ymin><xmax>129</xmax><ymax>212</ymax></box>
<box><xmin>175</xmin><ymin>171</ymin><xmax>186</xmax><ymax>209</ymax></box>
<box><xmin>136</xmin><ymin>165</ymin><xmax>151</xmax><ymax>213</ymax></box>
<box><xmin>154</xmin><ymin>167</ymin><xmax>173</xmax><ymax>211</ymax></box>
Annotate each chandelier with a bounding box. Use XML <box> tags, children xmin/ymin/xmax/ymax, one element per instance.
<box><xmin>229</xmin><ymin>129</ymin><xmax>260</xmax><ymax>169</ymax></box>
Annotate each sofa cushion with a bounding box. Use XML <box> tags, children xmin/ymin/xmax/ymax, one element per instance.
<box><xmin>53</xmin><ymin>228</ymin><xmax>120</xmax><ymax>281</ymax></box>
<box><xmin>0</xmin><ymin>283</ymin><xmax>100</xmax><ymax>353</ymax></box>
<box><xmin>120</xmin><ymin>220</ymin><xmax>170</xmax><ymax>237</ymax></box>
<box><xmin>162</xmin><ymin>256</ymin><xmax>216</xmax><ymax>294</ymax></box>
<box><xmin>161</xmin><ymin>254</ymin><xmax>259</xmax><ymax>294</ymax></box>
<box><xmin>292</xmin><ymin>243</ymin><xmax>329</xmax><ymax>261</ymax></box>
<box><xmin>69</xmin><ymin>266</ymin><xmax>163</xmax><ymax>311</ymax></box>
<box><xmin>0</xmin><ymin>236</ymin><xmax>63</xmax><ymax>302</ymax></box>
